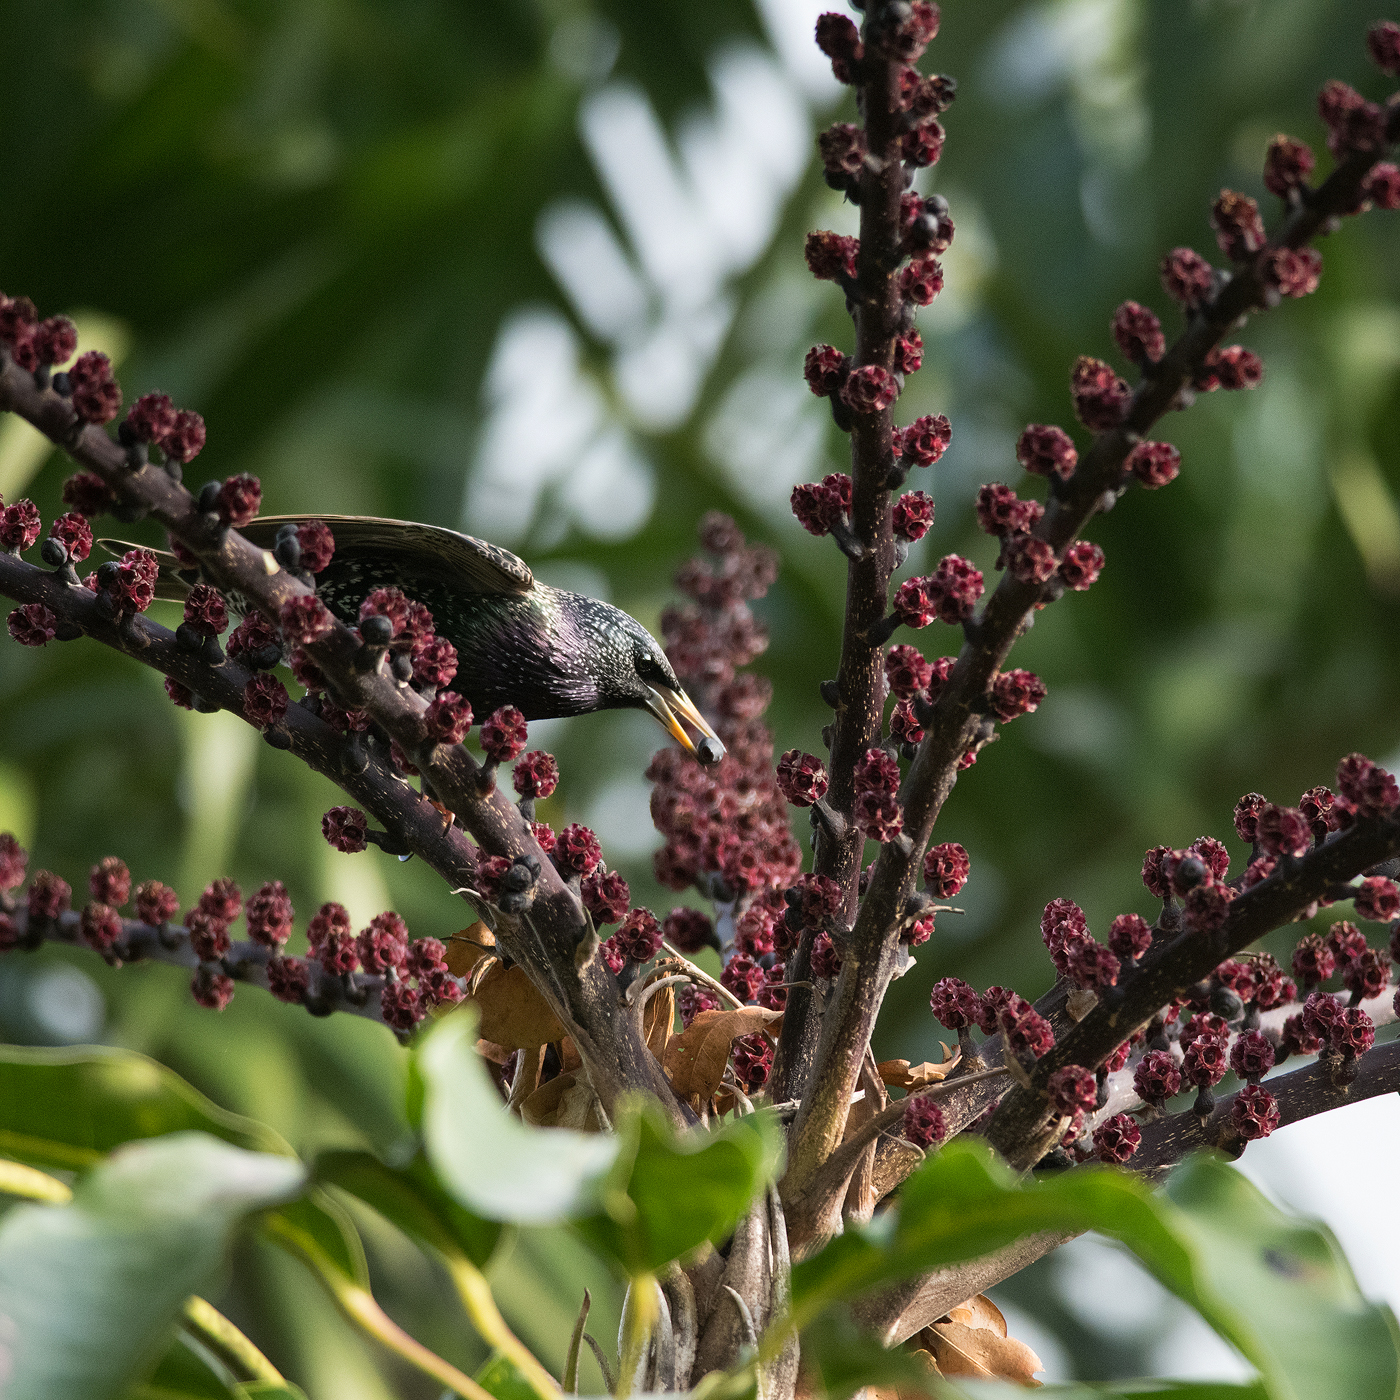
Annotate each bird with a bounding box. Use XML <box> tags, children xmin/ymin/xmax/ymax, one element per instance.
<box><xmin>112</xmin><ymin>514</ymin><xmax>725</xmax><ymax>766</ymax></box>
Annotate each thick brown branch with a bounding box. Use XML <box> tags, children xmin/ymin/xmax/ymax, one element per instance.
<box><xmin>1131</xmin><ymin>1036</ymin><xmax>1400</xmax><ymax>1182</ymax></box>
<box><xmin>984</xmin><ymin>815</ymin><xmax>1400</xmax><ymax>1167</ymax></box>
<box><xmin>0</xmin><ymin>359</ymin><xmax>680</xmax><ymax>1121</ymax></box>
<box><xmin>782</xmin><ymin>116</ymin><xmax>1400</xmax><ymax>1196</ymax></box>
<box><xmin>775</xmin><ymin>37</ymin><xmax>908</xmax><ymax>1105</ymax></box>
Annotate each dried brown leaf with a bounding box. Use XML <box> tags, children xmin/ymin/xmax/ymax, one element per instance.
<box><xmin>476</xmin><ymin>1038</ymin><xmax>514</xmax><ymax>1065</ymax></box>
<box><xmin>947</xmin><ymin>1294</ymin><xmax>1007</xmax><ymax>1335</ymax></box>
<box><xmin>521</xmin><ymin>1071</ymin><xmax>603</xmax><ymax>1131</ymax></box>
<box><xmin>556</xmin><ymin>1076</ymin><xmax>602</xmax><ymax>1131</ymax></box>
<box><xmin>877</xmin><ymin>1046</ymin><xmax>961</xmax><ymax>1090</ymax></box>
<box><xmin>915</xmin><ymin>1295</ymin><xmax>1042</xmax><ymax>1387</ymax></box>
<box><xmin>643</xmin><ymin>982</ymin><xmax>676</xmax><ymax>1060</ymax></box>
<box><xmin>867</xmin><ymin>1347</ymin><xmax>939</xmax><ymax>1400</ymax></box>
<box><xmin>445</xmin><ymin>922</ymin><xmax>495</xmax><ymax>978</ymax></box>
<box><xmin>470</xmin><ymin>960</ymin><xmax>567</xmax><ymax>1049</ymax></box>
<box><xmin>663</xmin><ymin>1007</ymin><xmax>782</xmax><ymax>1103</ymax></box>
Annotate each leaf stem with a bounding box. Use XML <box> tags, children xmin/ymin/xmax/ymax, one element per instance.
<box><xmin>441</xmin><ymin>1248</ymin><xmax>562</xmax><ymax>1399</ymax></box>
<box><xmin>563</xmin><ymin>1289</ymin><xmax>591</xmax><ymax>1393</ymax></box>
<box><xmin>264</xmin><ymin>1213</ymin><xmax>494</xmax><ymax>1400</ymax></box>
<box><xmin>181</xmin><ymin>1294</ymin><xmax>286</xmax><ymax>1386</ymax></box>
<box><xmin>616</xmin><ymin>1273</ymin><xmax>658</xmax><ymax>1400</ymax></box>
<box><xmin>0</xmin><ymin>1158</ymin><xmax>73</xmax><ymax>1203</ymax></box>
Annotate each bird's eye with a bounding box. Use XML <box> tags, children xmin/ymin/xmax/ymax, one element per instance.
<box><xmin>635</xmin><ymin>653</ymin><xmax>671</xmax><ymax>687</ymax></box>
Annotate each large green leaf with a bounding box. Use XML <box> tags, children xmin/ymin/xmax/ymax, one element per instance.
<box><xmin>790</xmin><ymin>1139</ymin><xmax>1179</xmax><ymax>1314</ymax></box>
<box><xmin>0</xmin><ymin>1043</ymin><xmax>369</xmax><ymax>1292</ymax></box>
<box><xmin>415</xmin><ymin>1011</ymin><xmax>620</xmax><ymax>1225</ymax></box>
<box><xmin>791</xmin><ymin>1142</ymin><xmax>1399</xmax><ymax>1400</ymax></box>
<box><xmin>575</xmin><ymin>1099</ymin><xmax>784</xmax><ymax>1275</ymax></box>
<box><xmin>316</xmin><ymin>1146</ymin><xmax>502</xmax><ymax>1268</ymax></box>
<box><xmin>1159</xmin><ymin>1158</ymin><xmax>1400</xmax><ymax>1400</ymax></box>
<box><xmin>416</xmin><ymin>1011</ymin><xmax>781</xmax><ymax>1272</ymax></box>
<box><xmin>0</xmin><ymin>1132</ymin><xmax>305</xmax><ymax>1400</ymax></box>
<box><xmin>0</xmin><ymin>1044</ymin><xmax>290</xmax><ymax>1169</ymax></box>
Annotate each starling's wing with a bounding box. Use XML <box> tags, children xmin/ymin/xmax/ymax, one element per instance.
<box><xmin>244</xmin><ymin>515</ymin><xmax>534</xmax><ymax>596</ymax></box>
<box><xmin>94</xmin><ymin>538</ymin><xmax>197</xmax><ymax>602</ymax></box>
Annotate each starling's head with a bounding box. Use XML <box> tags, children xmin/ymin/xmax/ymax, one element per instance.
<box><xmin>561</xmin><ymin>593</ymin><xmax>725</xmax><ymax>766</ymax></box>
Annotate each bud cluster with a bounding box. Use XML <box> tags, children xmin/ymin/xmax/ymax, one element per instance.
<box><xmin>0</xmin><ymin>841</ymin><xmax>465</xmax><ymax>1033</ymax></box>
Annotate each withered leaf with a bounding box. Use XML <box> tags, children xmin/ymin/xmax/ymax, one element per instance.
<box><xmin>662</xmin><ymin>1007</ymin><xmax>781</xmax><ymax>1103</ymax></box>
<box><xmin>470</xmin><ymin>960</ymin><xmax>567</xmax><ymax>1049</ymax></box>
<box><xmin>877</xmin><ymin>1045</ymin><xmax>960</xmax><ymax>1090</ymax></box>
<box><xmin>475</xmin><ymin>1038</ymin><xmax>514</xmax><ymax>1065</ymax></box>
<box><xmin>445</xmin><ymin>922</ymin><xmax>495</xmax><ymax>978</ymax></box>
<box><xmin>520</xmin><ymin>1070</ymin><xmax>603</xmax><ymax>1131</ymax></box>
<box><xmin>916</xmin><ymin>1294</ymin><xmax>1043</xmax><ymax>1387</ymax></box>
<box><xmin>867</xmin><ymin>1346</ymin><xmax>939</xmax><ymax>1400</ymax></box>
<box><xmin>948</xmin><ymin>1294</ymin><xmax>1007</xmax><ymax>1335</ymax></box>
<box><xmin>643</xmin><ymin>982</ymin><xmax>676</xmax><ymax>1060</ymax></box>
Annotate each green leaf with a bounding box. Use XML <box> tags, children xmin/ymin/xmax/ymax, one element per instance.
<box><xmin>266</xmin><ymin>1189</ymin><xmax>370</xmax><ymax>1290</ymax></box>
<box><xmin>234</xmin><ymin>1386</ymin><xmax>311</xmax><ymax>1399</ymax></box>
<box><xmin>792</xmin><ymin>1141</ymin><xmax>1399</xmax><ymax>1400</ymax></box>
<box><xmin>316</xmin><ymin>1146</ymin><xmax>502</xmax><ymax>1268</ymax></box>
<box><xmin>0</xmin><ymin>1132</ymin><xmax>305</xmax><ymax>1400</ymax></box>
<box><xmin>791</xmin><ymin>1138</ymin><xmax>1174</xmax><ymax>1313</ymax></box>
<box><xmin>798</xmin><ymin>1305</ymin><xmax>934</xmax><ymax>1400</ymax></box>
<box><xmin>0</xmin><ymin>1044</ymin><xmax>291</xmax><ymax>1169</ymax></box>
<box><xmin>575</xmin><ymin>1100</ymin><xmax>784</xmax><ymax>1275</ymax></box>
<box><xmin>474</xmin><ymin>1353</ymin><xmax>540</xmax><ymax>1400</ymax></box>
<box><xmin>1159</xmin><ymin>1156</ymin><xmax>1400</xmax><ymax>1400</ymax></box>
<box><xmin>415</xmin><ymin>1010</ymin><xmax>619</xmax><ymax>1225</ymax></box>
<box><xmin>129</xmin><ymin>1333</ymin><xmax>239</xmax><ymax>1399</ymax></box>
<box><xmin>0</xmin><ymin>1043</ymin><xmax>371</xmax><ymax>1297</ymax></box>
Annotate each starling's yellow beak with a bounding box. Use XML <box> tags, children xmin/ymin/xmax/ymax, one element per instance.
<box><xmin>645</xmin><ymin>685</ymin><xmax>726</xmax><ymax>765</ymax></box>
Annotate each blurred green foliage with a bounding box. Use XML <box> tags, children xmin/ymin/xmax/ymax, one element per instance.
<box><xmin>1</xmin><ymin>0</ymin><xmax>1397</xmax><ymax>1391</ymax></box>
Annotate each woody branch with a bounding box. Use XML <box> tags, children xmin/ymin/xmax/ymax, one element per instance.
<box><xmin>0</xmin><ymin>350</ymin><xmax>682</xmax><ymax>1120</ymax></box>
<box><xmin>781</xmin><ymin>8</ymin><xmax>1400</xmax><ymax>1201</ymax></box>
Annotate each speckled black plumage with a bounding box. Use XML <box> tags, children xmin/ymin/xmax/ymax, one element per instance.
<box><xmin>242</xmin><ymin>515</ymin><xmax>692</xmax><ymax>726</ymax></box>
<box><xmin>314</xmin><ymin>556</ymin><xmax>670</xmax><ymax>719</ymax></box>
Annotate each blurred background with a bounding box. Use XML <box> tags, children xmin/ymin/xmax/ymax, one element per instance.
<box><xmin>2</xmin><ymin>0</ymin><xmax>1399</xmax><ymax>1391</ymax></box>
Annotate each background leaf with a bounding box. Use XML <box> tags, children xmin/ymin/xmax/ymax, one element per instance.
<box><xmin>416</xmin><ymin>1011</ymin><xmax>620</xmax><ymax>1224</ymax></box>
<box><xmin>792</xmin><ymin>1142</ymin><xmax>1399</xmax><ymax>1400</ymax></box>
<box><xmin>574</xmin><ymin>1102</ymin><xmax>785</xmax><ymax>1275</ymax></box>
<box><xmin>315</xmin><ymin>1146</ymin><xmax>502</xmax><ymax>1269</ymax></box>
<box><xmin>0</xmin><ymin>1044</ymin><xmax>290</xmax><ymax>1168</ymax></box>
<box><xmin>0</xmin><ymin>1132</ymin><xmax>305</xmax><ymax>1400</ymax></box>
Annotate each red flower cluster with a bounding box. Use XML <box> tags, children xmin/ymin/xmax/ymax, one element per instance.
<box><xmin>902</xmin><ymin>1095</ymin><xmax>945</xmax><ymax>1148</ymax></box>
<box><xmin>1111</xmin><ymin>301</ymin><xmax>1165</xmax><ymax>364</ymax></box>
<box><xmin>125</xmin><ymin>392</ymin><xmax>207</xmax><ymax>463</ymax></box>
<box><xmin>1210</xmin><ymin>190</ymin><xmax>1266</xmax><ymax>261</ymax></box>
<box><xmin>790</xmin><ymin>473</ymin><xmax>852</xmax><ymax>537</ymax></box>
<box><xmin>892</xmin><ymin>555</ymin><xmax>984</xmax><ymax>628</ymax></box>
<box><xmin>1263</xmin><ymin>136</ymin><xmax>1315</xmax><ymax>197</ymax></box>
<box><xmin>976</xmin><ymin>483</ymin><xmax>1043</xmax><ymax>537</ymax></box>
<box><xmin>1070</xmin><ymin>356</ymin><xmax>1132</xmax><ymax>431</ymax></box>
<box><xmin>650</xmin><ymin>516</ymin><xmax>799</xmax><ymax>898</ymax></box>
<box><xmin>1016</xmin><ymin>424</ymin><xmax>1078</xmax><ymax>480</ymax></box>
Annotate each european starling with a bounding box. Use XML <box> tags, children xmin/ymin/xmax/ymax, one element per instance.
<box><xmin>125</xmin><ymin>515</ymin><xmax>725</xmax><ymax>765</ymax></box>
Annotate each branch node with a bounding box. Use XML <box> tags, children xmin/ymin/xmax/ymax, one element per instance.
<box><xmin>829</xmin><ymin>519</ymin><xmax>867</xmax><ymax>562</ymax></box>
